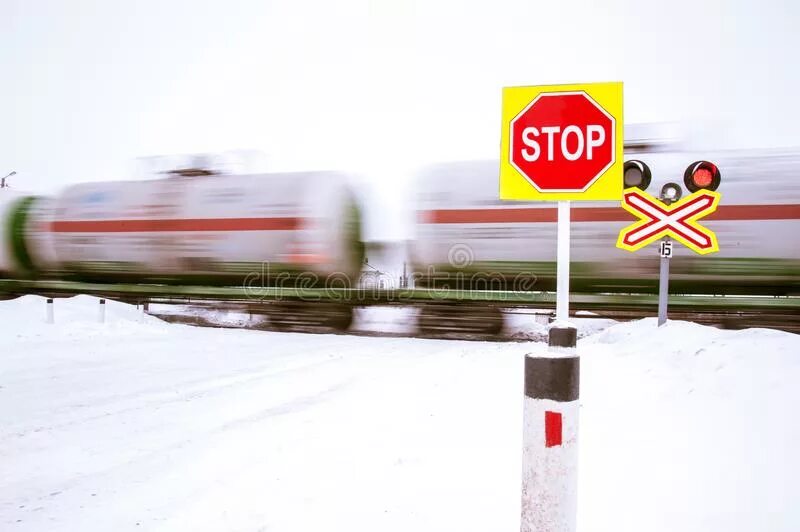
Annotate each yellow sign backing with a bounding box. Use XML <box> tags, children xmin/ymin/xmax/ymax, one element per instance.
<box><xmin>500</xmin><ymin>81</ymin><xmax>623</xmax><ymax>201</ymax></box>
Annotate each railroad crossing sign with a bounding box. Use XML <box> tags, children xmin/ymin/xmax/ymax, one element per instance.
<box><xmin>499</xmin><ymin>82</ymin><xmax>623</xmax><ymax>200</ymax></box>
<box><xmin>616</xmin><ymin>188</ymin><xmax>721</xmax><ymax>254</ymax></box>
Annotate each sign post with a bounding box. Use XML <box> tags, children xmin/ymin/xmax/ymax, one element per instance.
<box><xmin>500</xmin><ymin>82</ymin><xmax>624</xmax><ymax>532</ymax></box>
<box><xmin>657</xmin><ymin>239</ymin><xmax>672</xmax><ymax>326</ymax></box>
<box><xmin>556</xmin><ymin>201</ymin><xmax>570</xmax><ymax>322</ymax></box>
<box><xmin>500</xmin><ymin>82</ymin><xmax>623</xmax><ymax>321</ymax></box>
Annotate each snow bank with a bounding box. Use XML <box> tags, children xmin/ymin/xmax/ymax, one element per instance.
<box><xmin>0</xmin><ymin>295</ymin><xmax>166</xmax><ymax>340</ymax></box>
<box><xmin>579</xmin><ymin>318</ymin><xmax>800</xmax><ymax>532</ymax></box>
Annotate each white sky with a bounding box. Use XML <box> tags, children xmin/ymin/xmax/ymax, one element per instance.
<box><xmin>2</xmin><ymin>0</ymin><xmax>799</xmax><ymax>238</ymax></box>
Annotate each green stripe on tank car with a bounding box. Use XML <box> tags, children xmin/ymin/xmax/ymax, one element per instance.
<box><xmin>424</xmin><ymin>261</ymin><xmax>560</xmax><ymax>277</ymax></box>
<box><xmin>677</xmin><ymin>257</ymin><xmax>800</xmax><ymax>277</ymax></box>
<box><xmin>8</xmin><ymin>196</ymin><xmax>37</xmax><ymax>273</ymax></box>
<box><xmin>61</xmin><ymin>261</ymin><xmax>143</xmax><ymax>273</ymax></box>
<box><xmin>428</xmin><ymin>258</ymin><xmax>800</xmax><ymax>279</ymax></box>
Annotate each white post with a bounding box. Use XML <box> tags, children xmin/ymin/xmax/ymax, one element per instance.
<box><xmin>522</xmin><ymin>327</ymin><xmax>579</xmax><ymax>532</ymax></box>
<box><xmin>46</xmin><ymin>298</ymin><xmax>54</xmax><ymax>324</ymax></box>
<box><xmin>99</xmin><ymin>299</ymin><xmax>106</xmax><ymax>323</ymax></box>
<box><xmin>556</xmin><ymin>200</ymin><xmax>571</xmax><ymax>322</ymax></box>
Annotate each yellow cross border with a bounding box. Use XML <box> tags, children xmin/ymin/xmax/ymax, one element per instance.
<box><xmin>616</xmin><ymin>188</ymin><xmax>721</xmax><ymax>255</ymax></box>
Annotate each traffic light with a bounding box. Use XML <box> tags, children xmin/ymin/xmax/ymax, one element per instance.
<box><xmin>683</xmin><ymin>160</ymin><xmax>721</xmax><ymax>192</ymax></box>
<box><xmin>623</xmin><ymin>160</ymin><xmax>652</xmax><ymax>190</ymax></box>
<box><xmin>659</xmin><ymin>182</ymin><xmax>683</xmax><ymax>204</ymax></box>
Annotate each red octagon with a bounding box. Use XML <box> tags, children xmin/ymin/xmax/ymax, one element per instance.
<box><xmin>510</xmin><ymin>92</ymin><xmax>615</xmax><ymax>192</ymax></box>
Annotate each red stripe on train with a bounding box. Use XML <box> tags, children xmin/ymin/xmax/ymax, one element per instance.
<box><xmin>422</xmin><ymin>204</ymin><xmax>800</xmax><ymax>224</ymax></box>
<box><xmin>49</xmin><ymin>217</ymin><xmax>302</xmax><ymax>232</ymax></box>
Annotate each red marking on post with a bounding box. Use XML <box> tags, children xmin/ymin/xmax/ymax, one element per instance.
<box><xmin>545</xmin><ymin>411</ymin><xmax>562</xmax><ymax>447</ymax></box>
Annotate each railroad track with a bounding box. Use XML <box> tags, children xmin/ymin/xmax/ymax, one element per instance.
<box><xmin>149</xmin><ymin>303</ymin><xmax>800</xmax><ymax>340</ymax></box>
<box><xmin>1</xmin><ymin>279</ymin><xmax>797</xmax><ymax>336</ymax></box>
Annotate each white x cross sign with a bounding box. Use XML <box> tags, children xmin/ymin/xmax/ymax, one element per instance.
<box><xmin>616</xmin><ymin>188</ymin><xmax>721</xmax><ymax>255</ymax></box>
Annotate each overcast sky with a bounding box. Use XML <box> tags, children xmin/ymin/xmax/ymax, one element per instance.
<box><xmin>2</xmin><ymin>0</ymin><xmax>799</xmax><ymax>238</ymax></box>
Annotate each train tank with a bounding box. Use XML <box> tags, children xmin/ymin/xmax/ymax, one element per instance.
<box><xmin>15</xmin><ymin>171</ymin><xmax>364</xmax><ymax>291</ymax></box>
<box><xmin>0</xmin><ymin>191</ymin><xmax>27</xmax><ymax>276</ymax></box>
<box><xmin>411</xmin><ymin>150</ymin><xmax>800</xmax><ymax>297</ymax></box>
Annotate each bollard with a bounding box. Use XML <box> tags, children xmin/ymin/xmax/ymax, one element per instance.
<box><xmin>521</xmin><ymin>326</ymin><xmax>579</xmax><ymax>532</ymax></box>
<box><xmin>46</xmin><ymin>298</ymin><xmax>54</xmax><ymax>324</ymax></box>
<box><xmin>99</xmin><ymin>299</ymin><xmax>106</xmax><ymax>323</ymax></box>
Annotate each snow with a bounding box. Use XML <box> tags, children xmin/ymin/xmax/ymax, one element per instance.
<box><xmin>1</xmin><ymin>296</ymin><xmax>798</xmax><ymax>531</ymax></box>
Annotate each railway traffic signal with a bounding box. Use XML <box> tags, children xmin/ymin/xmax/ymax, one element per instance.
<box><xmin>617</xmin><ymin>158</ymin><xmax>722</xmax><ymax>327</ymax></box>
<box><xmin>659</xmin><ymin>182</ymin><xmax>683</xmax><ymax>204</ymax></box>
<box><xmin>623</xmin><ymin>160</ymin><xmax>652</xmax><ymax>190</ymax></box>
<box><xmin>684</xmin><ymin>160</ymin><xmax>721</xmax><ymax>192</ymax></box>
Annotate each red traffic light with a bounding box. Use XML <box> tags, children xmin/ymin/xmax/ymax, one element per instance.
<box><xmin>684</xmin><ymin>161</ymin><xmax>721</xmax><ymax>192</ymax></box>
<box><xmin>623</xmin><ymin>160</ymin><xmax>652</xmax><ymax>190</ymax></box>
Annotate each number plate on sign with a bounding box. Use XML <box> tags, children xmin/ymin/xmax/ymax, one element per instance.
<box><xmin>659</xmin><ymin>240</ymin><xmax>673</xmax><ymax>258</ymax></box>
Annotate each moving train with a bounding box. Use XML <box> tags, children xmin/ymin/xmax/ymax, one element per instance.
<box><xmin>0</xmin><ymin>168</ymin><xmax>365</xmax><ymax>329</ymax></box>
<box><xmin>411</xmin><ymin>151</ymin><xmax>800</xmax><ymax>296</ymax></box>
<box><xmin>1</xmin><ymin>148</ymin><xmax>798</xmax><ymax>333</ymax></box>
<box><xmin>408</xmin><ymin>150</ymin><xmax>800</xmax><ymax>332</ymax></box>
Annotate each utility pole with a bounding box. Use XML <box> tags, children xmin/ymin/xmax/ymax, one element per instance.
<box><xmin>1</xmin><ymin>171</ymin><xmax>16</xmax><ymax>188</ymax></box>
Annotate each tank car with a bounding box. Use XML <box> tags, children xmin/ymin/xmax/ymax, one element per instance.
<box><xmin>5</xmin><ymin>170</ymin><xmax>365</xmax><ymax>328</ymax></box>
<box><xmin>0</xmin><ymin>191</ymin><xmax>27</xmax><ymax>276</ymax></box>
<box><xmin>411</xmin><ymin>150</ymin><xmax>800</xmax><ymax>297</ymax></box>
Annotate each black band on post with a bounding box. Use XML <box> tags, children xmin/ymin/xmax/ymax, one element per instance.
<box><xmin>548</xmin><ymin>326</ymin><xmax>577</xmax><ymax>349</ymax></box>
<box><xmin>47</xmin><ymin>298</ymin><xmax>53</xmax><ymax>304</ymax></box>
<box><xmin>524</xmin><ymin>355</ymin><xmax>579</xmax><ymax>402</ymax></box>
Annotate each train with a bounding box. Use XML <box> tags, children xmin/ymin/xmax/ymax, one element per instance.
<box><xmin>409</xmin><ymin>150</ymin><xmax>800</xmax><ymax>333</ymax></box>
<box><xmin>0</xmin><ymin>168</ymin><xmax>365</xmax><ymax>329</ymax></box>
<box><xmin>1</xmin><ymin>148</ymin><xmax>798</xmax><ymax>334</ymax></box>
<box><xmin>411</xmin><ymin>151</ymin><xmax>800</xmax><ymax>296</ymax></box>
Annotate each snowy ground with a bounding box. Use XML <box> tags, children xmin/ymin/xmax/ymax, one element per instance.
<box><xmin>1</xmin><ymin>295</ymin><xmax>798</xmax><ymax>531</ymax></box>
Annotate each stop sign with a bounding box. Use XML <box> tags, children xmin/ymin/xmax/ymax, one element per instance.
<box><xmin>509</xmin><ymin>92</ymin><xmax>615</xmax><ymax>192</ymax></box>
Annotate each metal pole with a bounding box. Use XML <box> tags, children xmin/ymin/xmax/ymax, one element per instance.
<box><xmin>1</xmin><ymin>171</ymin><xmax>15</xmax><ymax>188</ymax></box>
<box><xmin>556</xmin><ymin>200</ymin><xmax>571</xmax><ymax>322</ymax></box>
<box><xmin>658</xmin><ymin>239</ymin><xmax>670</xmax><ymax>326</ymax></box>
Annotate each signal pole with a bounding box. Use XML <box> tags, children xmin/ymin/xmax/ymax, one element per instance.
<box><xmin>657</xmin><ymin>239</ymin><xmax>673</xmax><ymax>326</ymax></box>
<box><xmin>656</xmin><ymin>182</ymin><xmax>681</xmax><ymax>326</ymax></box>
